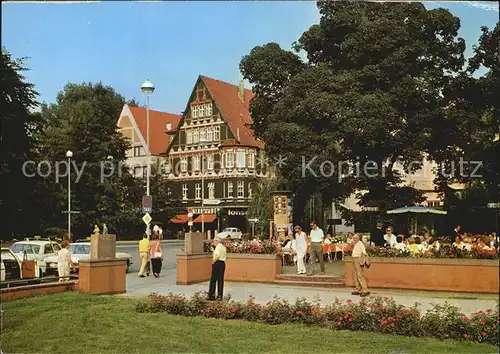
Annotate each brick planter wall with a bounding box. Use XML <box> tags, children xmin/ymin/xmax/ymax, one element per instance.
<box><xmin>1</xmin><ymin>281</ymin><xmax>76</xmax><ymax>301</ymax></box>
<box><xmin>176</xmin><ymin>253</ymin><xmax>282</xmax><ymax>285</ymax></box>
<box><xmin>344</xmin><ymin>256</ymin><xmax>499</xmax><ymax>293</ymax></box>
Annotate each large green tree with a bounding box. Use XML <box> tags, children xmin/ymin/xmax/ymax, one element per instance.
<box><xmin>240</xmin><ymin>2</ymin><xmax>466</xmax><ymax>221</ymax></box>
<box><xmin>1</xmin><ymin>50</ymin><xmax>42</xmax><ymax>238</ymax></box>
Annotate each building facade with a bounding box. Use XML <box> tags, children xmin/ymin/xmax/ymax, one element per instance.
<box><xmin>165</xmin><ymin>76</ymin><xmax>268</xmax><ymax>232</ymax></box>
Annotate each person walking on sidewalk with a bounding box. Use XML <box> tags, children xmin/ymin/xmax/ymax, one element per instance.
<box><xmin>351</xmin><ymin>233</ymin><xmax>370</xmax><ymax>297</ymax></box>
<box><xmin>307</xmin><ymin>221</ymin><xmax>325</xmax><ymax>275</ymax></box>
<box><xmin>149</xmin><ymin>234</ymin><xmax>163</xmax><ymax>278</ymax></box>
<box><xmin>208</xmin><ymin>235</ymin><xmax>227</xmax><ymax>300</ymax></box>
<box><xmin>294</xmin><ymin>225</ymin><xmax>307</xmax><ymax>275</ymax></box>
<box><xmin>58</xmin><ymin>241</ymin><xmax>73</xmax><ymax>282</ymax></box>
<box><xmin>138</xmin><ymin>234</ymin><xmax>150</xmax><ymax>277</ymax></box>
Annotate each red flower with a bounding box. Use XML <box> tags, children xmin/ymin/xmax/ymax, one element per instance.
<box><xmin>463</xmin><ymin>333</ymin><xmax>469</xmax><ymax>338</ymax></box>
<box><xmin>348</xmin><ymin>318</ymin><xmax>353</xmax><ymax>322</ymax></box>
<box><xmin>380</xmin><ymin>320</ymin><xmax>387</xmax><ymax>325</ymax></box>
<box><xmin>296</xmin><ymin>311</ymin><xmax>304</xmax><ymax>315</ymax></box>
<box><xmin>390</xmin><ymin>323</ymin><xmax>395</xmax><ymax>327</ymax></box>
<box><xmin>266</xmin><ymin>314</ymin><xmax>271</xmax><ymax>318</ymax></box>
<box><xmin>481</xmin><ymin>320</ymin><xmax>486</xmax><ymax>326</ymax></box>
<box><xmin>493</xmin><ymin>324</ymin><xmax>497</xmax><ymax>329</ymax></box>
<box><xmin>344</xmin><ymin>314</ymin><xmax>349</xmax><ymax>319</ymax></box>
<box><xmin>346</xmin><ymin>299</ymin><xmax>352</xmax><ymax>303</ymax></box>
<box><xmin>482</xmin><ymin>332</ymin><xmax>487</xmax><ymax>337</ymax></box>
<box><xmin>486</xmin><ymin>309</ymin><xmax>492</xmax><ymax>313</ymax></box>
<box><xmin>336</xmin><ymin>321</ymin><xmax>341</xmax><ymax>326</ymax></box>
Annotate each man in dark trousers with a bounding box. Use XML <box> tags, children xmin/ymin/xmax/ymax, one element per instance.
<box><xmin>208</xmin><ymin>235</ymin><xmax>227</xmax><ymax>300</ymax></box>
<box><xmin>370</xmin><ymin>222</ymin><xmax>385</xmax><ymax>247</ymax></box>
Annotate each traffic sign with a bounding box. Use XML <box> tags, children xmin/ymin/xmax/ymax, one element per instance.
<box><xmin>248</xmin><ymin>218</ymin><xmax>259</xmax><ymax>223</ymax></box>
<box><xmin>487</xmin><ymin>203</ymin><xmax>500</xmax><ymax>209</ymax></box>
<box><xmin>204</xmin><ymin>199</ymin><xmax>222</xmax><ymax>205</ymax></box>
<box><xmin>142</xmin><ymin>195</ymin><xmax>152</xmax><ymax>213</ymax></box>
<box><xmin>188</xmin><ymin>221</ymin><xmax>193</xmax><ymax>226</ymax></box>
<box><xmin>142</xmin><ymin>213</ymin><xmax>152</xmax><ymax>225</ymax></box>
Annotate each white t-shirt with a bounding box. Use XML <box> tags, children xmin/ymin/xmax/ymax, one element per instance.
<box><xmin>310</xmin><ymin>228</ymin><xmax>324</xmax><ymax>243</ymax></box>
<box><xmin>384</xmin><ymin>234</ymin><xmax>397</xmax><ymax>247</ymax></box>
<box><xmin>295</xmin><ymin>232</ymin><xmax>307</xmax><ymax>253</ymax></box>
<box><xmin>324</xmin><ymin>238</ymin><xmax>332</xmax><ymax>244</ymax></box>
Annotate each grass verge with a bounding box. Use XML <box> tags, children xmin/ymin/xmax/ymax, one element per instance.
<box><xmin>1</xmin><ymin>292</ymin><xmax>497</xmax><ymax>353</ymax></box>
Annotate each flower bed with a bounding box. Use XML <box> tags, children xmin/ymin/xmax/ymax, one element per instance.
<box><xmin>136</xmin><ymin>293</ymin><xmax>499</xmax><ymax>345</ymax></box>
<box><xmin>344</xmin><ymin>244</ymin><xmax>499</xmax><ymax>259</ymax></box>
<box><xmin>203</xmin><ymin>240</ymin><xmax>280</xmax><ymax>254</ymax></box>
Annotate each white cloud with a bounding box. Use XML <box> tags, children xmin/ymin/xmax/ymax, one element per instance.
<box><xmin>464</xmin><ymin>2</ymin><xmax>499</xmax><ymax>12</ymax></box>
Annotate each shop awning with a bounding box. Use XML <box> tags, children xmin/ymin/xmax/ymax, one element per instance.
<box><xmin>170</xmin><ymin>214</ymin><xmax>189</xmax><ymax>224</ymax></box>
<box><xmin>193</xmin><ymin>214</ymin><xmax>217</xmax><ymax>223</ymax></box>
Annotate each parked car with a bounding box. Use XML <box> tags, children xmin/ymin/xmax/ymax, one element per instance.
<box><xmin>217</xmin><ymin>227</ymin><xmax>243</xmax><ymax>239</ymax></box>
<box><xmin>44</xmin><ymin>242</ymin><xmax>133</xmax><ymax>273</ymax></box>
<box><xmin>1</xmin><ymin>248</ymin><xmax>23</xmax><ymax>282</ymax></box>
<box><xmin>11</xmin><ymin>239</ymin><xmax>61</xmax><ymax>277</ymax></box>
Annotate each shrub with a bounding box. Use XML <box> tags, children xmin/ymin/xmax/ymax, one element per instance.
<box><xmin>136</xmin><ymin>293</ymin><xmax>500</xmax><ymax>345</ymax></box>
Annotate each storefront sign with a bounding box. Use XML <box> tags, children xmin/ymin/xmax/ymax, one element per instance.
<box><xmin>191</xmin><ymin>207</ymin><xmax>216</xmax><ymax>214</ymax></box>
<box><xmin>228</xmin><ymin>209</ymin><xmax>247</xmax><ymax>216</ymax></box>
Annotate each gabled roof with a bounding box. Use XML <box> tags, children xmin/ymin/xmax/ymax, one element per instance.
<box><xmin>200</xmin><ymin>76</ymin><xmax>264</xmax><ymax>149</ymax></box>
<box><xmin>128</xmin><ymin>105</ymin><xmax>181</xmax><ymax>155</ymax></box>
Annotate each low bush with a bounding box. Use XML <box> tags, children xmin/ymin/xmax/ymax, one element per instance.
<box><xmin>136</xmin><ymin>292</ymin><xmax>499</xmax><ymax>345</ymax></box>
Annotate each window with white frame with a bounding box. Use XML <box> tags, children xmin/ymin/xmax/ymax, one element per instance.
<box><xmin>214</xmin><ymin>126</ymin><xmax>220</xmax><ymax>140</ymax></box>
<box><xmin>180</xmin><ymin>157</ymin><xmax>188</xmax><ymax>172</ymax></box>
<box><xmin>226</xmin><ymin>152</ymin><xmax>234</xmax><ymax>168</ymax></box>
<box><xmin>199</xmin><ymin>104</ymin><xmax>205</xmax><ymax>117</ymax></box>
<box><xmin>182</xmin><ymin>184</ymin><xmax>188</xmax><ymax>200</ymax></box>
<box><xmin>195</xmin><ymin>183</ymin><xmax>201</xmax><ymax>200</ymax></box>
<box><xmin>237</xmin><ymin>180</ymin><xmax>244</xmax><ymax>198</ymax></box>
<box><xmin>227</xmin><ymin>181</ymin><xmax>233</xmax><ymax>198</ymax></box>
<box><xmin>208</xmin><ymin>182</ymin><xmax>215</xmax><ymax>199</ymax></box>
<box><xmin>236</xmin><ymin>151</ymin><xmax>245</xmax><ymax>168</ymax></box>
<box><xmin>248</xmin><ymin>151</ymin><xmax>255</xmax><ymax>168</ymax></box>
<box><xmin>207</xmin><ymin>127</ymin><xmax>213</xmax><ymax>141</ymax></box>
<box><xmin>205</xmin><ymin>103</ymin><xmax>212</xmax><ymax>116</ymax></box>
<box><xmin>248</xmin><ymin>182</ymin><xmax>252</xmax><ymax>198</ymax></box>
<box><xmin>193</xmin><ymin>156</ymin><xmax>200</xmax><ymax>171</ymax></box>
<box><xmin>193</xmin><ymin>129</ymin><xmax>199</xmax><ymax>143</ymax></box>
<box><xmin>207</xmin><ymin>154</ymin><xmax>214</xmax><ymax>170</ymax></box>
<box><xmin>191</xmin><ymin>105</ymin><xmax>198</xmax><ymax>118</ymax></box>
<box><xmin>200</xmin><ymin>128</ymin><xmax>206</xmax><ymax>143</ymax></box>
<box><xmin>186</xmin><ymin>130</ymin><xmax>193</xmax><ymax>144</ymax></box>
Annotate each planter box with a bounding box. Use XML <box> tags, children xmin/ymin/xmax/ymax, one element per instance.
<box><xmin>176</xmin><ymin>253</ymin><xmax>282</xmax><ymax>285</ymax></box>
<box><xmin>1</xmin><ymin>281</ymin><xmax>76</xmax><ymax>301</ymax></box>
<box><xmin>77</xmin><ymin>259</ymin><xmax>126</xmax><ymax>295</ymax></box>
<box><xmin>344</xmin><ymin>256</ymin><xmax>499</xmax><ymax>293</ymax></box>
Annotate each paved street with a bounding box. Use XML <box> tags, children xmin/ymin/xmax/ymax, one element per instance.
<box><xmin>124</xmin><ymin>258</ymin><xmax>498</xmax><ymax>315</ymax></box>
<box><xmin>119</xmin><ymin>242</ymin><xmax>183</xmax><ymax>273</ymax></box>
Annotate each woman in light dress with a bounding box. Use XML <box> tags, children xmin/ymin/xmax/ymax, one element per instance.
<box><xmin>58</xmin><ymin>241</ymin><xmax>73</xmax><ymax>282</ymax></box>
<box><xmin>294</xmin><ymin>225</ymin><xmax>307</xmax><ymax>275</ymax></box>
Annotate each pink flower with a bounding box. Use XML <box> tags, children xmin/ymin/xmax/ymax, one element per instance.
<box><xmin>296</xmin><ymin>311</ymin><xmax>304</xmax><ymax>315</ymax></box>
<box><xmin>481</xmin><ymin>320</ymin><xmax>486</xmax><ymax>326</ymax></box>
<box><xmin>463</xmin><ymin>333</ymin><xmax>469</xmax><ymax>338</ymax></box>
<box><xmin>348</xmin><ymin>318</ymin><xmax>353</xmax><ymax>322</ymax></box>
<box><xmin>493</xmin><ymin>324</ymin><xmax>497</xmax><ymax>329</ymax></box>
<box><xmin>482</xmin><ymin>332</ymin><xmax>487</xmax><ymax>337</ymax></box>
<box><xmin>346</xmin><ymin>299</ymin><xmax>352</xmax><ymax>303</ymax></box>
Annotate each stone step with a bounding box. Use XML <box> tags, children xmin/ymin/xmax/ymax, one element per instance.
<box><xmin>274</xmin><ymin>279</ymin><xmax>346</xmax><ymax>288</ymax></box>
<box><xmin>276</xmin><ymin>274</ymin><xmax>344</xmax><ymax>282</ymax></box>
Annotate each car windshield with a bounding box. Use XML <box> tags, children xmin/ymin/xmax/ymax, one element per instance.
<box><xmin>69</xmin><ymin>244</ymin><xmax>90</xmax><ymax>254</ymax></box>
<box><xmin>1</xmin><ymin>250</ymin><xmax>17</xmax><ymax>260</ymax></box>
<box><xmin>11</xmin><ymin>244</ymin><xmax>40</xmax><ymax>254</ymax></box>
<box><xmin>223</xmin><ymin>228</ymin><xmax>232</xmax><ymax>232</ymax></box>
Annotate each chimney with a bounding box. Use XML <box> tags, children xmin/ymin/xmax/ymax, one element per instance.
<box><xmin>238</xmin><ymin>80</ymin><xmax>245</xmax><ymax>102</ymax></box>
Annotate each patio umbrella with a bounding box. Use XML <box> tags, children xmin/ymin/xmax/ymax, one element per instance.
<box><xmin>386</xmin><ymin>206</ymin><xmax>447</xmax><ymax>234</ymax></box>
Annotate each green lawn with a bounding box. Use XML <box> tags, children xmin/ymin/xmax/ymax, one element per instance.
<box><xmin>1</xmin><ymin>292</ymin><xmax>496</xmax><ymax>353</ymax></box>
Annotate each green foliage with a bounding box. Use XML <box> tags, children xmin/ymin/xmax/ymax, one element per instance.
<box><xmin>240</xmin><ymin>2</ymin><xmax>479</xmax><ymax>223</ymax></box>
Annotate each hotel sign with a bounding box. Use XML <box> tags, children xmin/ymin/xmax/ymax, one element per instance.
<box><xmin>228</xmin><ymin>209</ymin><xmax>247</xmax><ymax>216</ymax></box>
<box><xmin>191</xmin><ymin>207</ymin><xmax>217</xmax><ymax>214</ymax></box>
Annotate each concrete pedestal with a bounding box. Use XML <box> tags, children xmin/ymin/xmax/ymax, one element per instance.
<box><xmin>77</xmin><ymin>259</ymin><xmax>126</xmax><ymax>295</ymax></box>
<box><xmin>184</xmin><ymin>232</ymin><xmax>205</xmax><ymax>254</ymax></box>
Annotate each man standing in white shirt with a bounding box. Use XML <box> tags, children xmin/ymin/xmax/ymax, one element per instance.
<box><xmin>294</xmin><ymin>225</ymin><xmax>307</xmax><ymax>275</ymax></box>
<box><xmin>351</xmin><ymin>234</ymin><xmax>370</xmax><ymax>297</ymax></box>
<box><xmin>307</xmin><ymin>221</ymin><xmax>325</xmax><ymax>275</ymax></box>
<box><xmin>384</xmin><ymin>227</ymin><xmax>397</xmax><ymax>247</ymax></box>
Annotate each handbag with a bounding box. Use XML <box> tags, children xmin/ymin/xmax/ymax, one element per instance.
<box><xmin>360</xmin><ymin>253</ymin><xmax>371</xmax><ymax>268</ymax></box>
<box><xmin>153</xmin><ymin>242</ymin><xmax>162</xmax><ymax>259</ymax></box>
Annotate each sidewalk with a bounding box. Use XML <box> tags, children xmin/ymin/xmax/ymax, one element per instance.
<box><xmin>116</xmin><ymin>239</ymin><xmax>184</xmax><ymax>245</ymax></box>
<box><xmin>123</xmin><ymin>270</ymin><xmax>498</xmax><ymax>315</ymax></box>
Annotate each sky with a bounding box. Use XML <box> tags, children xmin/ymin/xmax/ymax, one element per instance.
<box><xmin>2</xmin><ymin>1</ymin><xmax>499</xmax><ymax>114</ymax></box>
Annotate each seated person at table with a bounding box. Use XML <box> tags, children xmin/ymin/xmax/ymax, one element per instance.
<box><xmin>361</xmin><ymin>235</ymin><xmax>375</xmax><ymax>247</ymax></box>
<box><xmin>477</xmin><ymin>236</ymin><xmax>494</xmax><ymax>251</ymax></box>
<box><xmin>394</xmin><ymin>236</ymin><xmax>407</xmax><ymax>250</ymax></box>
<box><xmin>384</xmin><ymin>227</ymin><xmax>397</xmax><ymax>248</ymax></box>
<box><xmin>408</xmin><ymin>238</ymin><xmax>422</xmax><ymax>255</ymax></box>
<box><xmin>422</xmin><ymin>232</ymin><xmax>432</xmax><ymax>247</ymax></box>
<box><xmin>282</xmin><ymin>234</ymin><xmax>297</xmax><ymax>264</ymax></box>
<box><xmin>427</xmin><ymin>237</ymin><xmax>440</xmax><ymax>251</ymax></box>
<box><xmin>462</xmin><ymin>237</ymin><xmax>472</xmax><ymax>251</ymax></box>
<box><xmin>452</xmin><ymin>235</ymin><xmax>466</xmax><ymax>250</ymax></box>
<box><xmin>324</xmin><ymin>234</ymin><xmax>332</xmax><ymax>244</ymax></box>
<box><xmin>346</xmin><ymin>232</ymin><xmax>354</xmax><ymax>244</ymax></box>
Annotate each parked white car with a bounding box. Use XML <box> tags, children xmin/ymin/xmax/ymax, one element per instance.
<box><xmin>11</xmin><ymin>239</ymin><xmax>61</xmax><ymax>277</ymax></box>
<box><xmin>44</xmin><ymin>242</ymin><xmax>133</xmax><ymax>273</ymax></box>
<box><xmin>217</xmin><ymin>227</ymin><xmax>242</xmax><ymax>240</ymax></box>
<box><xmin>1</xmin><ymin>247</ymin><xmax>23</xmax><ymax>282</ymax></box>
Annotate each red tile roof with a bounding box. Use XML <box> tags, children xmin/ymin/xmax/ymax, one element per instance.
<box><xmin>201</xmin><ymin>76</ymin><xmax>264</xmax><ymax>148</ymax></box>
<box><xmin>129</xmin><ymin>105</ymin><xmax>181</xmax><ymax>155</ymax></box>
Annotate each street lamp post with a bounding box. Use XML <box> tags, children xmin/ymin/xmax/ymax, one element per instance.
<box><xmin>141</xmin><ymin>79</ymin><xmax>155</xmax><ymax>239</ymax></box>
<box><xmin>66</xmin><ymin>150</ymin><xmax>73</xmax><ymax>241</ymax></box>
